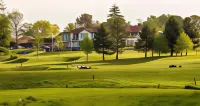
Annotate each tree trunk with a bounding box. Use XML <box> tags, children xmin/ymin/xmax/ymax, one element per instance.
<box><xmin>15</xmin><ymin>32</ymin><xmax>18</xmax><ymax>49</ymax></box>
<box><xmin>159</xmin><ymin>50</ymin><xmax>161</xmax><ymax>57</ymax></box>
<box><xmin>103</xmin><ymin>48</ymin><xmax>105</xmax><ymax>61</ymax></box>
<box><xmin>152</xmin><ymin>49</ymin><xmax>154</xmax><ymax>57</ymax></box>
<box><xmin>170</xmin><ymin>48</ymin><xmax>173</xmax><ymax>56</ymax></box>
<box><xmin>176</xmin><ymin>51</ymin><xmax>178</xmax><ymax>56</ymax></box>
<box><xmin>86</xmin><ymin>53</ymin><xmax>88</xmax><ymax>62</ymax></box>
<box><xmin>186</xmin><ymin>50</ymin><xmax>188</xmax><ymax>56</ymax></box>
<box><xmin>196</xmin><ymin>49</ymin><xmax>198</xmax><ymax>55</ymax></box>
<box><xmin>37</xmin><ymin>45</ymin><xmax>39</xmax><ymax>58</ymax></box>
<box><xmin>181</xmin><ymin>51</ymin><xmax>182</xmax><ymax>56</ymax></box>
<box><xmin>116</xmin><ymin>47</ymin><xmax>119</xmax><ymax>60</ymax></box>
<box><xmin>145</xmin><ymin>40</ymin><xmax>147</xmax><ymax>58</ymax></box>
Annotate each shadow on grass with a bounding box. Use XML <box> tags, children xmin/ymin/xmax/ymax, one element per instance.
<box><xmin>4</xmin><ymin>58</ymin><xmax>29</xmax><ymax>64</ymax></box>
<box><xmin>0</xmin><ymin>65</ymin><xmax>49</xmax><ymax>71</ymax></box>
<box><xmin>48</xmin><ymin>68</ymin><xmax>71</xmax><ymax>70</ymax></box>
<box><xmin>75</xmin><ymin>56</ymin><xmax>169</xmax><ymax>66</ymax></box>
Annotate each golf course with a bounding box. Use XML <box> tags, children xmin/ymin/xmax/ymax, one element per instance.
<box><xmin>0</xmin><ymin>49</ymin><xmax>200</xmax><ymax>106</ymax></box>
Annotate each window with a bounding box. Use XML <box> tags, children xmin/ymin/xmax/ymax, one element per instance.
<box><xmin>63</xmin><ymin>34</ymin><xmax>67</xmax><ymax>41</ymax></box>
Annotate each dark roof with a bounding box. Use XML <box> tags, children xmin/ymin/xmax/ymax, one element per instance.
<box><xmin>70</xmin><ymin>27</ymin><xmax>98</xmax><ymax>34</ymax></box>
<box><xmin>128</xmin><ymin>26</ymin><xmax>141</xmax><ymax>32</ymax></box>
<box><xmin>71</xmin><ymin>27</ymin><xmax>85</xmax><ymax>34</ymax></box>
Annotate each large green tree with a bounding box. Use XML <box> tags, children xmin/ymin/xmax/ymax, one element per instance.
<box><xmin>107</xmin><ymin>4</ymin><xmax>129</xmax><ymax>60</ymax></box>
<box><xmin>174</xmin><ymin>32</ymin><xmax>193</xmax><ymax>56</ymax></box>
<box><xmin>64</xmin><ymin>23</ymin><xmax>75</xmax><ymax>32</ymax></box>
<box><xmin>153</xmin><ymin>33</ymin><xmax>169</xmax><ymax>56</ymax></box>
<box><xmin>32</xmin><ymin>20</ymin><xmax>52</xmax><ymax>37</ymax></box>
<box><xmin>183</xmin><ymin>16</ymin><xmax>200</xmax><ymax>55</ymax></box>
<box><xmin>8</xmin><ymin>10</ymin><xmax>25</xmax><ymax>49</ymax></box>
<box><xmin>76</xmin><ymin>13</ymin><xmax>93</xmax><ymax>28</ymax></box>
<box><xmin>94</xmin><ymin>23</ymin><xmax>114</xmax><ymax>61</ymax></box>
<box><xmin>137</xmin><ymin>25</ymin><xmax>156</xmax><ymax>58</ymax></box>
<box><xmin>0</xmin><ymin>14</ymin><xmax>11</xmax><ymax>47</ymax></box>
<box><xmin>164</xmin><ymin>16</ymin><xmax>183</xmax><ymax>56</ymax></box>
<box><xmin>80</xmin><ymin>35</ymin><xmax>93</xmax><ymax>62</ymax></box>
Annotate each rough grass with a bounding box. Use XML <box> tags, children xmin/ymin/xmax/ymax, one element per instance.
<box><xmin>0</xmin><ymin>88</ymin><xmax>200</xmax><ymax>106</ymax></box>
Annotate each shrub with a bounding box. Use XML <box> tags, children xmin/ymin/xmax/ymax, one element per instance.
<box><xmin>0</xmin><ymin>47</ymin><xmax>9</xmax><ymax>55</ymax></box>
<box><xmin>26</xmin><ymin>96</ymin><xmax>37</xmax><ymax>101</ymax></box>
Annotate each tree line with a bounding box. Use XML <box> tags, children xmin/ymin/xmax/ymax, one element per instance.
<box><xmin>1</xmin><ymin>0</ymin><xmax>200</xmax><ymax>60</ymax></box>
<box><xmin>136</xmin><ymin>15</ymin><xmax>200</xmax><ymax>57</ymax></box>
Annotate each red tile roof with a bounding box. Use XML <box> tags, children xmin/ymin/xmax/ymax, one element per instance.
<box><xmin>129</xmin><ymin>26</ymin><xmax>141</xmax><ymax>32</ymax></box>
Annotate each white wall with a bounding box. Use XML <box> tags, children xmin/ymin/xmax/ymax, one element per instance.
<box><xmin>79</xmin><ymin>30</ymin><xmax>93</xmax><ymax>40</ymax></box>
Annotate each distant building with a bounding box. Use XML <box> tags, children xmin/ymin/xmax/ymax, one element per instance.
<box><xmin>59</xmin><ymin>26</ymin><xmax>141</xmax><ymax>50</ymax></box>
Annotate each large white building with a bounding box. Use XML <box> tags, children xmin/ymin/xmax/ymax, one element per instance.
<box><xmin>59</xmin><ymin>26</ymin><xmax>141</xmax><ymax>50</ymax></box>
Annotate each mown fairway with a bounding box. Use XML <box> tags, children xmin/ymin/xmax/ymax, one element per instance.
<box><xmin>0</xmin><ymin>49</ymin><xmax>200</xmax><ymax>106</ymax></box>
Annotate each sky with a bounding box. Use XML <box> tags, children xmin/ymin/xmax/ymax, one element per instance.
<box><xmin>3</xmin><ymin>0</ymin><xmax>200</xmax><ymax>31</ymax></box>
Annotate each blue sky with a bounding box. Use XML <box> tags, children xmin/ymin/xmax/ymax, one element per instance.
<box><xmin>4</xmin><ymin>0</ymin><xmax>200</xmax><ymax>31</ymax></box>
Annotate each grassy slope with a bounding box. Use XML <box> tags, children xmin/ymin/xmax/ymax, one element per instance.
<box><xmin>0</xmin><ymin>50</ymin><xmax>199</xmax><ymax>89</ymax></box>
<box><xmin>0</xmin><ymin>50</ymin><xmax>200</xmax><ymax>105</ymax></box>
<box><xmin>0</xmin><ymin>88</ymin><xmax>200</xmax><ymax>106</ymax></box>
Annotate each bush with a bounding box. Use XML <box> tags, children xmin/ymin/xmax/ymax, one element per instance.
<box><xmin>0</xmin><ymin>47</ymin><xmax>9</xmax><ymax>55</ymax></box>
<box><xmin>26</xmin><ymin>96</ymin><xmax>37</xmax><ymax>101</ymax></box>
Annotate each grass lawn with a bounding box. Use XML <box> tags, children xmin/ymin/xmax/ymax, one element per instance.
<box><xmin>0</xmin><ymin>49</ymin><xmax>200</xmax><ymax>105</ymax></box>
<box><xmin>0</xmin><ymin>88</ymin><xmax>200</xmax><ymax>106</ymax></box>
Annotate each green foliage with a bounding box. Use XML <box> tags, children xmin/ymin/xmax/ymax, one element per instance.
<box><xmin>107</xmin><ymin>4</ymin><xmax>129</xmax><ymax>59</ymax></box>
<box><xmin>0</xmin><ymin>14</ymin><xmax>11</xmax><ymax>47</ymax></box>
<box><xmin>55</xmin><ymin>36</ymin><xmax>64</xmax><ymax>51</ymax></box>
<box><xmin>32</xmin><ymin>20</ymin><xmax>52</xmax><ymax>37</ymax></box>
<box><xmin>33</xmin><ymin>35</ymin><xmax>43</xmax><ymax>57</ymax></box>
<box><xmin>52</xmin><ymin>24</ymin><xmax>60</xmax><ymax>36</ymax></box>
<box><xmin>76</xmin><ymin>13</ymin><xmax>93</xmax><ymax>28</ymax></box>
<box><xmin>94</xmin><ymin>23</ymin><xmax>115</xmax><ymax>60</ymax></box>
<box><xmin>174</xmin><ymin>32</ymin><xmax>193</xmax><ymax>52</ymax></box>
<box><xmin>80</xmin><ymin>35</ymin><xmax>93</xmax><ymax>61</ymax></box>
<box><xmin>183</xmin><ymin>16</ymin><xmax>200</xmax><ymax>50</ymax></box>
<box><xmin>0</xmin><ymin>46</ymin><xmax>9</xmax><ymax>55</ymax></box>
<box><xmin>153</xmin><ymin>33</ymin><xmax>169</xmax><ymax>55</ymax></box>
<box><xmin>22</xmin><ymin>23</ymin><xmax>34</xmax><ymax>36</ymax></box>
<box><xmin>137</xmin><ymin>25</ymin><xmax>156</xmax><ymax>57</ymax></box>
<box><xmin>64</xmin><ymin>23</ymin><xmax>75</xmax><ymax>31</ymax></box>
<box><xmin>164</xmin><ymin>16</ymin><xmax>183</xmax><ymax>56</ymax></box>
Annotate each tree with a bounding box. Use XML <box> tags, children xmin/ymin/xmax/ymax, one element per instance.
<box><xmin>0</xmin><ymin>14</ymin><xmax>11</xmax><ymax>47</ymax></box>
<box><xmin>80</xmin><ymin>35</ymin><xmax>93</xmax><ymax>62</ymax></box>
<box><xmin>0</xmin><ymin>0</ymin><xmax>6</xmax><ymax>14</ymax></box>
<box><xmin>22</xmin><ymin>23</ymin><xmax>34</xmax><ymax>36</ymax></box>
<box><xmin>164</xmin><ymin>16</ymin><xmax>183</xmax><ymax>56</ymax></box>
<box><xmin>64</xmin><ymin>23</ymin><xmax>75</xmax><ymax>32</ymax></box>
<box><xmin>94</xmin><ymin>23</ymin><xmax>115</xmax><ymax>60</ymax></box>
<box><xmin>174</xmin><ymin>32</ymin><xmax>193</xmax><ymax>56</ymax></box>
<box><xmin>137</xmin><ymin>25</ymin><xmax>155</xmax><ymax>58</ymax></box>
<box><xmin>8</xmin><ymin>10</ymin><xmax>24</xmax><ymax>49</ymax></box>
<box><xmin>183</xmin><ymin>16</ymin><xmax>200</xmax><ymax>55</ymax></box>
<box><xmin>153</xmin><ymin>33</ymin><xmax>169</xmax><ymax>56</ymax></box>
<box><xmin>76</xmin><ymin>13</ymin><xmax>93</xmax><ymax>28</ymax></box>
<box><xmin>33</xmin><ymin>35</ymin><xmax>43</xmax><ymax>57</ymax></box>
<box><xmin>93</xmin><ymin>21</ymin><xmax>101</xmax><ymax>27</ymax></box>
<box><xmin>55</xmin><ymin>35</ymin><xmax>64</xmax><ymax>55</ymax></box>
<box><xmin>51</xmin><ymin>24</ymin><xmax>60</xmax><ymax>52</ymax></box>
<box><xmin>107</xmin><ymin>4</ymin><xmax>129</xmax><ymax>60</ymax></box>
<box><xmin>32</xmin><ymin>20</ymin><xmax>52</xmax><ymax>37</ymax></box>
